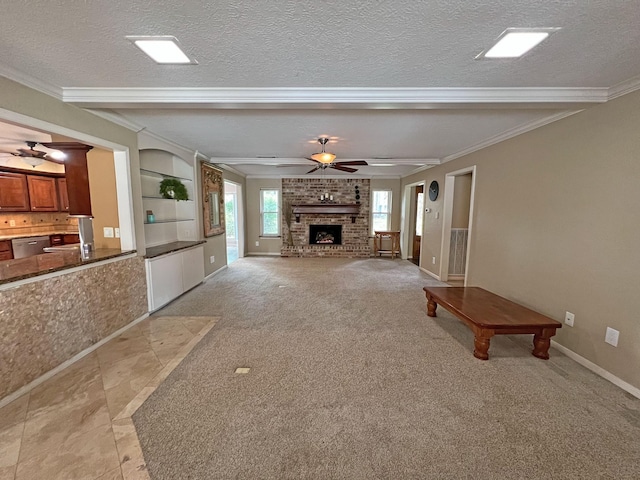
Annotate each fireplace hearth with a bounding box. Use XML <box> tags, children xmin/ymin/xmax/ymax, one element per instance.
<box><xmin>309</xmin><ymin>225</ymin><xmax>342</xmax><ymax>245</ymax></box>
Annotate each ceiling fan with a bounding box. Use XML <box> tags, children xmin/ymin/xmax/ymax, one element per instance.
<box><xmin>0</xmin><ymin>141</ymin><xmax>65</xmax><ymax>167</ymax></box>
<box><xmin>305</xmin><ymin>137</ymin><xmax>368</xmax><ymax>174</ymax></box>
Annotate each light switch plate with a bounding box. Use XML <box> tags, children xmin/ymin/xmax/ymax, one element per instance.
<box><xmin>605</xmin><ymin>327</ymin><xmax>619</xmax><ymax>347</ymax></box>
<box><xmin>114</xmin><ymin>228</ymin><xmax>120</xmax><ymax>238</ymax></box>
<box><xmin>103</xmin><ymin>227</ymin><xmax>114</xmax><ymax>238</ymax></box>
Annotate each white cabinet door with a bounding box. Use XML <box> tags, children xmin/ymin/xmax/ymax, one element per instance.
<box><xmin>182</xmin><ymin>245</ymin><xmax>205</xmax><ymax>292</ymax></box>
<box><xmin>146</xmin><ymin>252</ymin><xmax>183</xmax><ymax>311</ymax></box>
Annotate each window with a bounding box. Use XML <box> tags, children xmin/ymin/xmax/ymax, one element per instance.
<box><xmin>371</xmin><ymin>189</ymin><xmax>392</xmax><ymax>233</ymax></box>
<box><xmin>260</xmin><ymin>189</ymin><xmax>280</xmax><ymax>236</ymax></box>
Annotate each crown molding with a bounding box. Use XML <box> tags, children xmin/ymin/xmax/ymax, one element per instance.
<box><xmin>62</xmin><ymin>87</ymin><xmax>609</xmax><ymax>109</ymax></box>
<box><xmin>0</xmin><ymin>64</ymin><xmax>63</xmax><ymax>100</ymax></box>
<box><xmin>401</xmin><ymin>164</ymin><xmax>437</xmax><ymax>178</ymax></box>
<box><xmin>215</xmin><ymin>163</ymin><xmax>247</xmax><ymax>178</ymax></box>
<box><xmin>441</xmin><ymin>110</ymin><xmax>581</xmax><ymax>164</ymax></box>
<box><xmin>608</xmin><ymin>74</ymin><xmax>640</xmax><ymax>100</ymax></box>
<box><xmin>85</xmin><ymin>109</ymin><xmax>145</xmax><ymax>132</ymax></box>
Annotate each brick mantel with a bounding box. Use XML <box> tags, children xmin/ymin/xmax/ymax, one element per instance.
<box><xmin>282</xmin><ymin>178</ymin><xmax>370</xmax><ymax>258</ymax></box>
<box><xmin>292</xmin><ymin>204</ymin><xmax>360</xmax><ymax>223</ymax></box>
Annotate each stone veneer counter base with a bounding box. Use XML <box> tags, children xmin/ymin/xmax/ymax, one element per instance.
<box><xmin>0</xmin><ymin>255</ymin><xmax>148</xmax><ymax>399</ymax></box>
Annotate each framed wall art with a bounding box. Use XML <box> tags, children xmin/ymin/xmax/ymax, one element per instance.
<box><xmin>201</xmin><ymin>162</ymin><xmax>225</xmax><ymax>237</ymax></box>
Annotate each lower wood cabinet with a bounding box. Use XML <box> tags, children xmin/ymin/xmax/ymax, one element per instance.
<box><xmin>145</xmin><ymin>245</ymin><xmax>204</xmax><ymax>312</ymax></box>
<box><xmin>0</xmin><ymin>240</ymin><xmax>13</xmax><ymax>261</ymax></box>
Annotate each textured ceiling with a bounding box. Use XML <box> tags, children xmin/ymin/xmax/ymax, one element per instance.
<box><xmin>1</xmin><ymin>1</ymin><xmax>640</xmax><ymax>176</ymax></box>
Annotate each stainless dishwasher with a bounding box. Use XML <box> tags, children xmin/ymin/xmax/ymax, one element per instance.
<box><xmin>11</xmin><ymin>236</ymin><xmax>51</xmax><ymax>259</ymax></box>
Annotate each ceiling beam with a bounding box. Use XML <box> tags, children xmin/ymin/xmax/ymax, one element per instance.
<box><xmin>63</xmin><ymin>87</ymin><xmax>609</xmax><ymax>109</ymax></box>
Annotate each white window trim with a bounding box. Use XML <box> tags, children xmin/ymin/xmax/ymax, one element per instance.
<box><xmin>371</xmin><ymin>189</ymin><xmax>392</xmax><ymax>234</ymax></box>
<box><xmin>260</xmin><ymin>188</ymin><xmax>281</xmax><ymax>237</ymax></box>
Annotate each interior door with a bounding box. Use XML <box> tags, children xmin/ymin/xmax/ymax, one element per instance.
<box><xmin>412</xmin><ymin>185</ymin><xmax>424</xmax><ymax>264</ymax></box>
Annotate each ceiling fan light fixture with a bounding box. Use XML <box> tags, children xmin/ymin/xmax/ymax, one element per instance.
<box><xmin>310</xmin><ymin>137</ymin><xmax>336</xmax><ymax>164</ymax></box>
<box><xmin>310</xmin><ymin>151</ymin><xmax>336</xmax><ymax>164</ymax></box>
<box><xmin>21</xmin><ymin>156</ymin><xmax>44</xmax><ymax>168</ymax></box>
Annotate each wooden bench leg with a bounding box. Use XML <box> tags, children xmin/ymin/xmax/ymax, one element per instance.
<box><xmin>532</xmin><ymin>328</ymin><xmax>556</xmax><ymax>360</ymax></box>
<box><xmin>473</xmin><ymin>330</ymin><xmax>493</xmax><ymax>360</ymax></box>
<box><xmin>426</xmin><ymin>294</ymin><xmax>438</xmax><ymax>317</ymax></box>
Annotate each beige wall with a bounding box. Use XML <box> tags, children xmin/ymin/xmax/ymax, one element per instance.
<box><xmin>246</xmin><ymin>177</ymin><xmax>282</xmax><ymax>255</ymax></box>
<box><xmin>0</xmin><ymin>76</ymin><xmax>144</xmax><ymax>252</ymax></box>
<box><xmin>88</xmin><ymin>147</ymin><xmax>121</xmax><ymax>249</ymax></box>
<box><xmin>402</xmin><ymin>90</ymin><xmax>640</xmax><ymax>390</ymax></box>
<box><xmin>451</xmin><ymin>173</ymin><xmax>472</xmax><ymax>229</ymax></box>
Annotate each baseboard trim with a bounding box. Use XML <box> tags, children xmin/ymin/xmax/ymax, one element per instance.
<box><xmin>0</xmin><ymin>312</ymin><xmax>149</xmax><ymax>409</ymax></box>
<box><xmin>204</xmin><ymin>265</ymin><xmax>228</xmax><ymax>281</ymax></box>
<box><xmin>420</xmin><ymin>266</ymin><xmax>441</xmax><ymax>281</ymax></box>
<box><xmin>551</xmin><ymin>340</ymin><xmax>640</xmax><ymax>399</ymax></box>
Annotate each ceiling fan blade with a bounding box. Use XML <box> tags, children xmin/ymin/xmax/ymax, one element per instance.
<box><xmin>330</xmin><ymin>165</ymin><xmax>358</xmax><ymax>173</ymax></box>
<box><xmin>306</xmin><ymin>166</ymin><xmax>322</xmax><ymax>174</ymax></box>
<box><xmin>335</xmin><ymin>160</ymin><xmax>368</xmax><ymax>166</ymax></box>
<box><xmin>305</xmin><ymin>157</ymin><xmax>322</xmax><ymax>164</ymax></box>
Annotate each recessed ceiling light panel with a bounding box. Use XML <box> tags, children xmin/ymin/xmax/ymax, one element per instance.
<box><xmin>476</xmin><ymin>28</ymin><xmax>560</xmax><ymax>59</ymax></box>
<box><xmin>126</xmin><ymin>35</ymin><xmax>197</xmax><ymax>64</ymax></box>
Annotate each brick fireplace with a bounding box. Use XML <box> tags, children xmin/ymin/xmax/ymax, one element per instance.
<box><xmin>281</xmin><ymin>178</ymin><xmax>371</xmax><ymax>258</ymax></box>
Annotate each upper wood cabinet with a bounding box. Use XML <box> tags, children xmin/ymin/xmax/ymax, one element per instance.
<box><xmin>43</xmin><ymin>142</ymin><xmax>93</xmax><ymax>217</ymax></box>
<box><xmin>27</xmin><ymin>175</ymin><xmax>59</xmax><ymax>212</ymax></box>
<box><xmin>57</xmin><ymin>177</ymin><xmax>69</xmax><ymax>212</ymax></box>
<box><xmin>0</xmin><ymin>172</ymin><xmax>30</xmax><ymax>212</ymax></box>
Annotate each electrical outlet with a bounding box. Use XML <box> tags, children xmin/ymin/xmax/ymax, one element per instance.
<box><xmin>114</xmin><ymin>228</ymin><xmax>120</xmax><ymax>238</ymax></box>
<box><xmin>255</xmin><ymin>241</ymin><xmax>259</xmax><ymax>247</ymax></box>
<box><xmin>9</xmin><ymin>219</ymin><xmax>16</xmax><ymax>227</ymax></box>
<box><xmin>605</xmin><ymin>327</ymin><xmax>619</xmax><ymax>347</ymax></box>
<box><xmin>103</xmin><ymin>227</ymin><xmax>114</xmax><ymax>238</ymax></box>
<box><xmin>210</xmin><ymin>255</ymin><xmax>215</xmax><ymax>264</ymax></box>
<box><xmin>564</xmin><ymin>311</ymin><xmax>575</xmax><ymax>327</ymax></box>
<box><xmin>432</xmin><ymin>256</ymin><xmax>436</xmax><ymax>265</ymax></box>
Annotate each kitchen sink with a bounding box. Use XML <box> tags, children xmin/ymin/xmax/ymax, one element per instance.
<box><xmin>43</xmin><ymin>243</ymin><xmax>81</xmax><ymax>253</ymax></box>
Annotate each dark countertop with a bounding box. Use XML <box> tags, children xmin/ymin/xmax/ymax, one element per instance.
<box><xmin>0</xmin><ymin>249</ymin><xmax>136</xmax><ymax>285</ymax></box>
<box><xmin>0</xmin><ymin>231</ymin><xmax>80</xmax><ymax>241</ymax></box>
<box><xmin>144</xmin><ymin>240</ymin><xmax>206</xmax><ymax>259</ymax></box>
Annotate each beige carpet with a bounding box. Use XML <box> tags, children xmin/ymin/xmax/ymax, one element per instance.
<box><xmin>133</xmin><ymin>257</ymin><xmax>640</xmax><ymax>479</ymax></box>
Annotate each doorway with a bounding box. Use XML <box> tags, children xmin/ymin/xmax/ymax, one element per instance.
<box><xmin>224</xmin><ymin>180</ymin><xmax>243</xmax><ymax>264</ymax></box>
<box><xmin>411</xmin><ymin>185</ymin><xmax>424</xmax><ymax>265</ymax></box>
<box><xmin>400</xmin><ymin>181</ymin><xmax>425</xmax><ymax>265</ymax></box>
<box><xmin>439</xmin><ymin>166</ymin><xmax>476</xmax><ymax>284</ymax></box>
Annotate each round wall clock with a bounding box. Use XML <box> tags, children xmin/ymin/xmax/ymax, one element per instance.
<box><xmin>428</xmin><ymin>180</ymin><xmax>439</xmax><ymax>201</ymax></box>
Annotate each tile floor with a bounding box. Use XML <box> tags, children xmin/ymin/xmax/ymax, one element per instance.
<box><xmin>0</xmin><ymin>316</ymin><xmax>219</xmax><ymax>480</ymax></box>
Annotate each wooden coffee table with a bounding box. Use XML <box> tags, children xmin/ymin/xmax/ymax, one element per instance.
<box><xmin>423</xmin><ymin>287</ymin><xmax>562</xmax><ymax>360</ymax></box>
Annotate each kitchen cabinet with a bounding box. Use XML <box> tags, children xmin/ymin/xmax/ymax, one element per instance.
<box><xmin>0</xmin><ymin>240</ymin><xmax>13</xmax><ymax>261</ymax></box>
<box><xmin>50</xmin><ymin>233</ymin><xmax>80</xmax><ymax>246</ymax></box>
<box><xmin>57</xmin><ymin>178</ymin><xmax>69</xmax><ymax>212</ymax></box>
<box><xmin>145</xmin><ymin>245</ymin><xmax>204</xmax><ymax>311</ymax></box>
<box><xmin>27</xmin><ymin>175</ymin><xmax>59</xmax><ymax>212</ymax></box>
<box><xmin>0</xmin><ymin>172</ymin><xmax>29</xmax><ymax>212</ymax></box>
<box><xmin>63</xmin><ymin>234</ymin><xmax>80</xmax><ymax>244</ymax></box>
<box><xmin>43</xmin><ymin>142</ymin><xmax>93</xmax><ymax>216</ymax></box>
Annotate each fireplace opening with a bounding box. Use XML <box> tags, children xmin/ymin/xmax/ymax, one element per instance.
<box><xmin>309</xmin><ymin>224</ymin><xmax>342</xmax><ymax>245</ymax></box>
